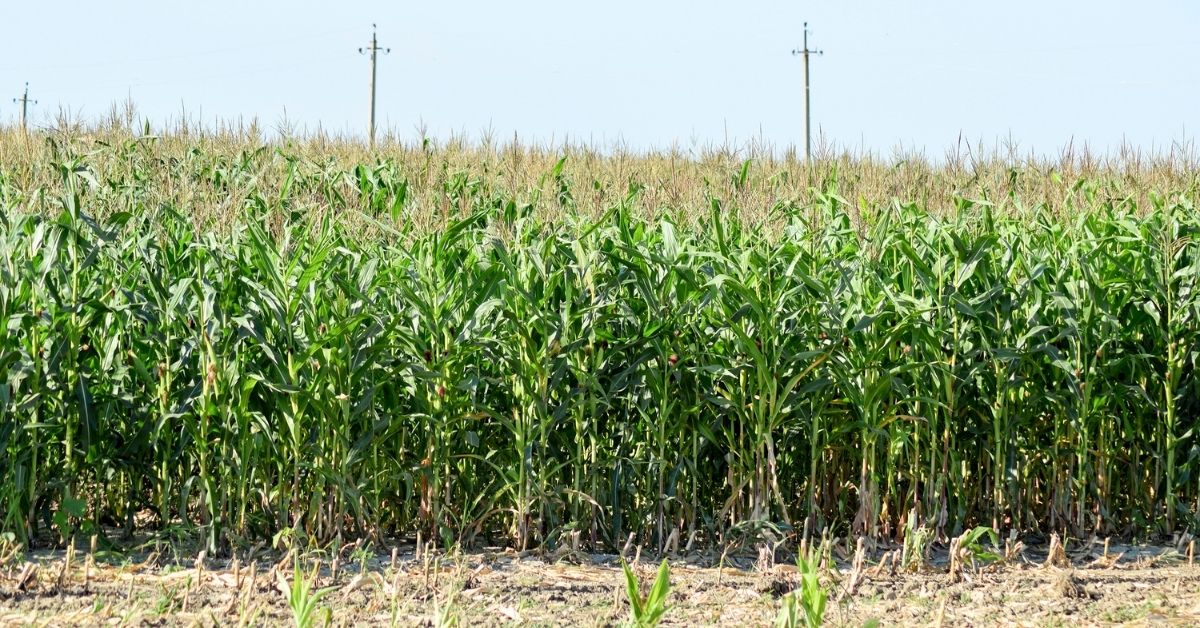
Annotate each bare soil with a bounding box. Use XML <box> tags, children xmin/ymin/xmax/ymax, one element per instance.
<box><xmin>2</xmin><ymin>541</ymin><xmax>1199</xmax><ymax>626</ymax></box>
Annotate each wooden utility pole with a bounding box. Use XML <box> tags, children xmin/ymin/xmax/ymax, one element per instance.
<box><xmin>359</xmin><ymin>24</ymin><xmax>390</xmax><ymax>148</ymax></box>
<box><xmin>12</xmin><ymin>83</ymin><xmax>36</xmax><ymax>131</ymax></box>
<box><xmin>792</xmin><ymin>23</ymin><xmax>823</xmax><ymax>163</ymax></box>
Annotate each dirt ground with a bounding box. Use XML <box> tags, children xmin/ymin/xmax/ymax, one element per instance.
<box><xmin>2</xmin><ymin>539</ymin><xmax>1200</xmax><ymax>626</ymax></box>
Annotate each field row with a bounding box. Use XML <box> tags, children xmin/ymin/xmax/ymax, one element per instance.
<box><xmin>1</xmin><ymin>148</ymin><xmax>1198</xmax><ymax>554</ymax></box>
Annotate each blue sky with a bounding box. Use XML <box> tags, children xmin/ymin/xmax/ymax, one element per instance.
<box><xmin>2</xmin><ymin>1</ymin><xmax>1196</xmax><ymax>156</ymax></box>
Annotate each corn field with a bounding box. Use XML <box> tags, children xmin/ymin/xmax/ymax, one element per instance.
<box><xmin>1</xmin><ymin>131</ymin><xmax>1199</xmax><ymax>554</ymax></box>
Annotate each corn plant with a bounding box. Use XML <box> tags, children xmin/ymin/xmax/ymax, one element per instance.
<box><xmin>621</xmin><ymin>559</ymin><xmax>671</xmax><ymax>628</ymax></box>
<box><xmin>776</xmin><ymin>551</ymin><xmax>827</xmax><ymax>628</ymax></box>
<box><xmin>277</xmin><ymin>560</ymin><xmax>335</xmax><ymax>628</ymax></box>
<box><xmin>0</xmin><ymin>136</ymin><xmax>1198</xmax><ymax>554</ymax></box>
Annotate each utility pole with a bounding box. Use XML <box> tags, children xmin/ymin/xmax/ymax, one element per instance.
<box><xmin>359</xmin><ymin>24</ymin><xmax>390</xmax><ymax>149</ymax></box>
<box><xmin>12</xmin><ymin>83</ymin><xmax>37</xmax><ymax>132</ymax></box>
<box><xmin>792</xmin><ymin>23</ymin><xmax>823</xmax><ymax>163</ymax></box>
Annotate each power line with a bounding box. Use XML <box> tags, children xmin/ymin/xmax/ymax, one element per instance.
<box><xmin>12</xmin><ymin>82</ymin><xmax>36</xmax><ymax>131</ymax></box>
<box><xmin>359</xmin><ymin>24</ymin><xmax>390</xmax><ymax>149</ymax></box>
<box><xmin>792</xmin><ymin>22</ymin><xmax>823</xmax><ymax>163</ymax></box>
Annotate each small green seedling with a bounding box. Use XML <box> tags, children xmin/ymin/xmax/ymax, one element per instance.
<box><xmin>776</xmin><ymin>551</ymin><xmax>827</xmax><ymax>628</ymax></box>
<box><xmin>959</xmin><ymin>526</ymin><xmax>1001</xmax><ymax>564</ymax></box>
<box><xmin>622</xmin><ymin>559</ymin><xmax>671</xmax><ymax>628</ymax></box>
<box><xmin>278</xmin><ymin>560</ymin><xmax>336</xmax><ymax>628</ymax></box>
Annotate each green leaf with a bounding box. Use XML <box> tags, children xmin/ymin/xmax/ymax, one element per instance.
<box><xmin>622</xmin><ymin>560</ymin><xmax>645</xmax><ymax>621</ymax></box>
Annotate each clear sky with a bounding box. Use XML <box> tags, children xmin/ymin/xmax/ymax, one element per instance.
<box><xmin>1</xmin><ymin>1</ymin><xmax>1196</xmax><ymax>156</ymax></box>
